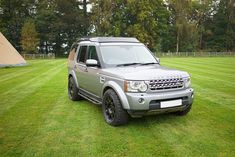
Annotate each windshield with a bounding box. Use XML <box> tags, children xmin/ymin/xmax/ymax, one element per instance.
<box><xmin>99</xmin><ymin>45</ymin><xmax>157</xmax><ymax>67</ymax></box>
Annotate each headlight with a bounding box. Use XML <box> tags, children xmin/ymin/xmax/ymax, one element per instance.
<box><xmin>184</xmin><ymin>77</ymin><xmax>191</xmax><ymax>88</ymax></box>
<box><xmin>125</xmin><ymin>81</ymin><xmax>148</xmax><ymax>92</ymax></box>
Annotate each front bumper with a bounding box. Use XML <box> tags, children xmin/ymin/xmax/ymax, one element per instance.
<box><xmin>125</xmin><ymin>88</ymin><xmax>194</xmax><ymax>117</ymax></box>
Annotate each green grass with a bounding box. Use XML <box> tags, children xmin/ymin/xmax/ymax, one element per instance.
<box><xmin>0</xmin><ymin>58</ymin><xmax>234</xmax><ymax>157</ymax></box>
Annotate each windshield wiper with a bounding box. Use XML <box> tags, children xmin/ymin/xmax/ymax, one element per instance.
<box><xmin>116</xmin><ymin>63</ymin><xmax>141</xmax><ymax>67</ymax></box>
<box><xmin>141</xmin><ymin>62</ymin><xmax>159</xmax><ymax>65</ymax></box>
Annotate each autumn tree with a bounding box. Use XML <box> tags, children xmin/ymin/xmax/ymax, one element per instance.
<box><xmin>0</xmin><ymin>0</ymin><xmax>36</xmax><ymax>51</ymax></box>
<box><xmin>21</xmin><ymin>19</ymin><xmax>39</xmax><ymax>53</ymax></box>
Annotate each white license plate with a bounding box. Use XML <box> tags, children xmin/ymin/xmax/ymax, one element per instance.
<box><xmin>160</xmin><ymin>99</ymin><xmax>182</xmax><ymax>108</ymax></box>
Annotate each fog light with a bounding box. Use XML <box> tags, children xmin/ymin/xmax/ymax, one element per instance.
<box><xmin>138</xmin><ymin>98</ymin><xmax>145</xmax><ymax>104</ymax></box>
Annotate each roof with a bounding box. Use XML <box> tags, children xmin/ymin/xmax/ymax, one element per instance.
<box><xmin>78</xmin><ymin>37</ymin><xmax>140</xmax><ymax>43</ymax></box>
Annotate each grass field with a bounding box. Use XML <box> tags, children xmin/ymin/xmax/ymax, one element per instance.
<box><xmin>0</xmin><ymin>57</ymin><xmax>234</xmax><ymax>157</ymax></box>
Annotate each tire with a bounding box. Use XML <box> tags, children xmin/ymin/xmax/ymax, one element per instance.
<box><xmin>102</xmin><ymin>89</ymin><xmax>129</xmax><ymax>126</ymax></box>
<box><xmin>175</xmin><ymin>104</ymin><xmax>192</xmax><ymax>116</ymax></box>
<box><xmin>68</xmin><ymin>76</ymin><xmax>82</xmax><ymax>101</ymax></box>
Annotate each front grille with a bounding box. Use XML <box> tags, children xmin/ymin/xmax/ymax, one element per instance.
<box><xmin>147</xmin><ymin>77</ymin><xmax>184</xmax><ymax>91</ymax></box>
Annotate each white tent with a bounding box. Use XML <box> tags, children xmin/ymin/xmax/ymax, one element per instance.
<box><xmin>0</xmin><ymin>32</ymin><xmax>26</xmax><ymax>67</ymax></box>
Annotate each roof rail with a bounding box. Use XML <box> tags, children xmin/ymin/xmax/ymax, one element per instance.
<box><xmin>76</xmin><ymin>37</ymin><xmax>91</xmax><ymax>43</ymax></box>
<box><xmin>77</xmin><ymin>37</ymin><xmax>140</xmax><ymax>43</ymax></box>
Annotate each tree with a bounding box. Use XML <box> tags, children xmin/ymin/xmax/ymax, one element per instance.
<box><xmin>191</xmin><ymin>0</ymin><xmax>214</xmax><ymax>50</ymax></box>
<box><xmin>21</xmin><ymin>19</ymin><xmax>39</xmax><ymax>53</ymax></box>
<box><xmin>0</xmin><ymin>0</ymin><xmax>37</xmax><ymax>52</ymax></box>
<box><xmin>1</xmin><ymin>0</ymin><xmax>234</xmax><ymax>54</ymax></box>
<box><xmin>90</xmin><ymin>0</ymin><xmax>113</xmax><ymax>36</ymax></box>
<box><xmin>207</xmin><ymin>0</ymin><xmax>235</xmax><ymax>51</ymax></box>
<box><xmin>167</xmin><ymin>0</ymin><xmax>198</xmax><ymax>52</ymax></box>
<box><xmin>35</xmin><ymin>0</ymin><xmax>90</xmax><ymax>56</ymax></box>
<box><xmin>125</xmin><ymin>0</ymin><xmax>159</xmax><ymax>50</ymax></box>
<box><xmin>90</xmin><ymin>0</ymin><xmax>169</xmax><ymax>51</ymax></box>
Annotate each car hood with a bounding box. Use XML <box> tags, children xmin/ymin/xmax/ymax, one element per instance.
<box><xmin>101</xmin><ymin>65</ymin><xmax>190</xmax><ymax>80</ymax></box>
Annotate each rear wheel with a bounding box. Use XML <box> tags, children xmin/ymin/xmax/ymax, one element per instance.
<box><xmin>68</xmin><ymin>76</ymin><xmax>82</xmax><ymax>101</ymax></box>
<box><xmin>102</xmin><ymin>89</ymin><xmax>129</xmax><ymax>126</ymax></box>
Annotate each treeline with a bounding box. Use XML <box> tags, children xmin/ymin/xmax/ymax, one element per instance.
<box><xmin>0</xmin><ymin>0</ymin><xmax>234</xmax><ymax>56</ymax></box>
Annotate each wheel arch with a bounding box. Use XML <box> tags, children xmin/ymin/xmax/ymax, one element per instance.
<box><xmin>102</xmin><ymin>81</ymin><xmax>130</xmax><ymax>110</ymax></box>
<box><xmin>68</xmin><ymin>70</ymin><xmax>79</xmax><ymax>88</ymax></box>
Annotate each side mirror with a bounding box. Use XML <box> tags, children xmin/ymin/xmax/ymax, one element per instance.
<box><xmin>86</xmin><ymin>59</ymin><xmax>98</xmax><ymax>67</ymax></box>
<box><xmin>155</xmin><ymin>57</ymin><xmax>160</xmax><ymax>64</ymax></box>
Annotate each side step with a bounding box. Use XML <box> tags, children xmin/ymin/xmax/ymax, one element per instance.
<box><xmin>78</xmin><ymin>92</ymin><xmax>102</xmax><ymax>105</ymax></box>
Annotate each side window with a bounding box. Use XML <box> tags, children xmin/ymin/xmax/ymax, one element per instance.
<box><xmin>77</xmin><ymin>46</ymin><xmax>87</xmax><ymax>63</ymax></box>
<box><xmin>87</xmin><ymin>46</ymin><xmax>98</xmax><ymax>61</ymax></box>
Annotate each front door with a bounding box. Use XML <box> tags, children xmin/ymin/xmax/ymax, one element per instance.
<box><xmin>84</xmin><ymin>46</ymin><xmax>103</xmax><ymax>97</ymax></box>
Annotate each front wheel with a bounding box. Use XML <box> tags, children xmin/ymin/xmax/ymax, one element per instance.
<box><xmin>102</xmin><ymin>89</ymin><xmax>129</xmax><ymax>126</ymax></box>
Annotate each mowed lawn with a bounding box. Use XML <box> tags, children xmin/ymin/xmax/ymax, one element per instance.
<box><xmin>0</xmin><ymin>58</ymin><xmax>234</xmax><ymax>157</ymax></box>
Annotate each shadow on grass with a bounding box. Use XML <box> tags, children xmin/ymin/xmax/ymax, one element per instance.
<box><xmin>72</xmin><ymin>99</ymin><xmax>183</xmax><ymax>128</ymax></box>
<box><xmin>128</xmin><ymin>113</ymin><xmax>178</xmax><ymax>126</ymax></box>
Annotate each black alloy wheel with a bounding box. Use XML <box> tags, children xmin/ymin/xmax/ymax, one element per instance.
<box><xmin>104</xmin><ymin>94</ymin><xmax>116</xmax><ymax>122</ymax></box>
<box><xmin>102</xmin><ymin>89</ymin><xmax>129</xmax><ymax>126</ymax></box>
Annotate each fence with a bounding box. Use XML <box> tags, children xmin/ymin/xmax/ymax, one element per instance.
<box><xmin>156</xmin><ymin>52</ymin><xmax>235</xmax><ymax>57</ymax></box>
<box><xmin>22</xmin><ymin>53</ymin><xmax>55</xmax><ymax>59</ymax></box>
<box><xmin>22</xmin><ymin>52</ymin><xmax>235</xmax><ymax>59</ymax></box>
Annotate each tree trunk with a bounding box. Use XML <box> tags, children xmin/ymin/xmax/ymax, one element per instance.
<box><xmin>176</xmin><ymin>30</ymin><xmax>179</xmax><ymax>53</ymax></box>
<box><xmin>83</xmin><ymin>0</ymin><xmax>87</xmax><ymax>17</ymax></box>
<box><xmin>45</xmin><ymin>41</ymin><xmax>48</xmax><ymax>54</ymax></box>
<box><xmin>199</xmin><ymin>33</ymin><xmax>203</xmax><ymax>50</ymax></box>
<box><xmin>83</xmin><ymin>0</ymin><xmax>88</xmax><ymax>36</ymax></box>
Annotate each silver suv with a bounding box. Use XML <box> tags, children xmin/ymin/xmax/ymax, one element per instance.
<box><xmin>68</xmin><ymin>37</ymin><xmax>194</xmax><ymax>126</ymax></box>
